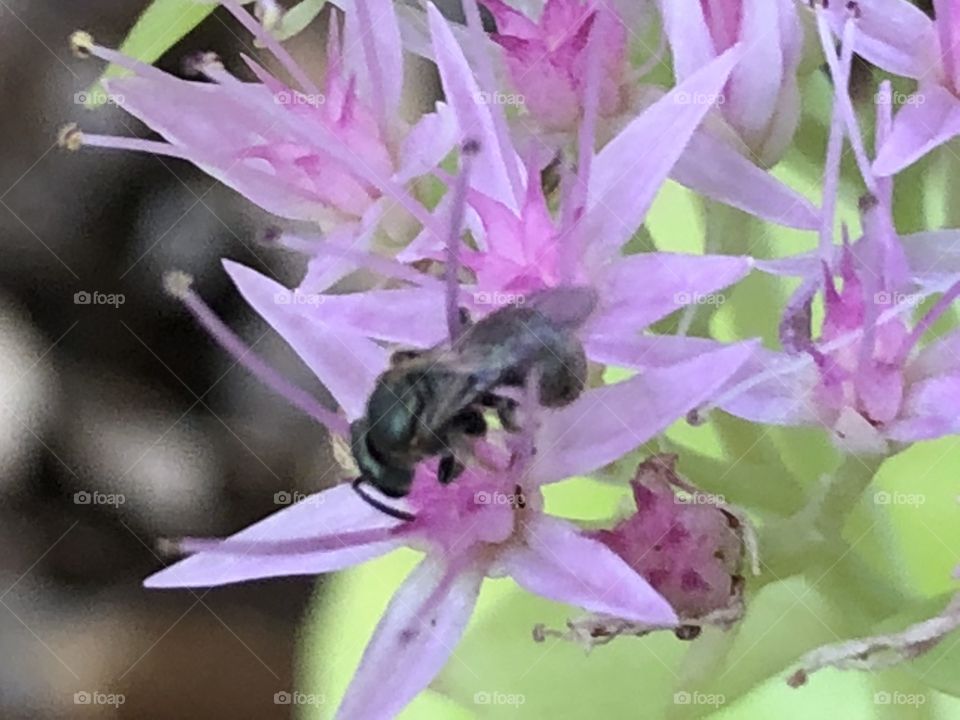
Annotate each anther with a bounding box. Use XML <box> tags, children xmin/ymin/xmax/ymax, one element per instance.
<box><xmin>163</xmin><ymin>270</ymin><xmax>195</xmax><ymax>300</ymax></box>
<box><xmin>57</xmin><ymin>124</ymin><xmax>84</xmax><ymax>151</ymax></box>
<box><xmin>69</xmin><ymin>30</ymin><xmax>94</xmax><ymax>59</ymax></box>
<box><xmin>183</xmin><ymin>51</ymin><xmax>223</xmax><ymax>77</ymax></box>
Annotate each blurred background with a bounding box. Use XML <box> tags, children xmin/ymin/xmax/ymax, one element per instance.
<box><xmin>0</xmin><ymin>1</ymin><xmax>375</xmax><ymax>717</ymax></box>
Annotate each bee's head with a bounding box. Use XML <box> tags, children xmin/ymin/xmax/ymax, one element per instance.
<box><xmin>350</xmin><ymin>407</ymin><xmax>416</xmax><ymax>499</ymax></box>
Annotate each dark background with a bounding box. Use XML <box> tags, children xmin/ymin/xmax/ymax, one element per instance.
<box><xmin>0</xmin><ymin>2</ymin><xmax>354</xmax><ymax>717</ymax></box>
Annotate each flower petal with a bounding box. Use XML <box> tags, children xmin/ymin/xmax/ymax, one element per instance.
<box><xmin>873</xmin><ymin>84</ymin><xmax>960</xmax><ymax>176</ymax></box>
<box><xmin>715</xmin><ymin>348</ymin><xmax>822</xmax><ymax>427</ymax></box>
<box><xmin>582</xmin><ymin>44</ymin><xmax>743</xmax><ymax>256</ymax></box>
<box><xmin>335</xmin><ymin>554</ymin><xmax>485</xmax><ymax>720</ymax></box>
<box><xmin>498</xmin><ymin>515</ymin><xmax>677</xmax><ymax>624</ymax></box>
<box><xmin>671</xmin><ymin>127</ymin><xmax>820</xmax><ymax>230</ymax></box>
<box><xmin>427</xmin><ymin>2</ymin><xmax>520</xmax><ymax>210</ymax></box>
<box><xmin>223</xmin><ymin>260</ymin><xmax>388</xmax><ymax>421</ymax></box>
<box><xmin>659</xmin><ymin>0</ymin><xmax>715</xmax><ymax>83</ymax></box>
<box><xmin>317</xmin><ymin>287</ymin><xmax>448</xmax><ymax>347</ymax></box>
<box><xmin>586</xmin><ymin>253</ymin><xmax>753</xmax><ymax>336</ymax></box>
<box><xmin>530</xmin><ymin>341</ymin><xmax>756</xmax><ymax>483</ymax></box>
<box><xmin>584</xmin><ymin>334</ymin><xmax>730</xmax><ymax>369</ymax></box>
<box><xmin>393</xmin><ymin>102</ymin><xmax>459</xmax><ymax>183</ymax></box>
<box><xmin>144</xmin><ymin>484</ymin><xmax>405</xmax><ymax>588</ymax></box>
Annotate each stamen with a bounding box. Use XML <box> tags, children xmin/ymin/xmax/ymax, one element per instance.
<box><xmin>68</xmin><ymin>31</ymin><xmax>172</xmax><ymax>82</ymax></box>
<box><xmin>69</xmin><ymin>30</ymin><xmax>94</xmax><ymax>58</ymax></box>
<box><xmin>159</xmin><ymin>524</ymin><xmax>402</xmax><ymax>556</ymax></box>
<box><xmin>897</xmin><ymin>278</ymin><xmax>960</xmax><ymax>364</ymax></box>
<box><xmin>446</xmin><ymin>140</ymin><xmax>479</xmax><ymax>342</ymax></box>
<box><xmin>354</xmin><ymin>0</ymin><xmax>390</xmax><ymax>141</ymax></box>
<box><xmin>73</xmin><ymin>132</ymin><xmax>193</xmax><ymax>162</ymax></box>
<box><xmin>874</xmin><ymin>81</ymin><xmax>894</xmax><ymax>207</ymax></box>
<box><xmin>219</xmin><ymin>0</ymin><xmax>321</xmax><ymax>96</ymax></box>
<box><xmin>162</xmin><ymin>270</ymin><xmax>351</xmax><ymax>436</ymax></box>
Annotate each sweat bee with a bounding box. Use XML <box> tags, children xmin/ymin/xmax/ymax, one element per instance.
<box><xmin>350</xmin><ymin>286</ymin><xmax>597</xmax><ymax>511</ymax></box>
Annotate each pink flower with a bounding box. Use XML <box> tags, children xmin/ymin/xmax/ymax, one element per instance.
<box><xmin>817</xmin><ymin>0</ymin><xmax>960</xmax><ymax>174</ymax></box>
<box><xmin>66</xmin><ymin>1</ymin><xmax>454</xmax><ymax>230</ymax></box>
<box><xmin>660</xmin><ymin>0</ymin><xmax>804</xmax><ymax>166</ymax></box>
<box><xmin>480</xmin><ymin>0</ymin><xmax>628</xmax><ymax>131</ymax></box>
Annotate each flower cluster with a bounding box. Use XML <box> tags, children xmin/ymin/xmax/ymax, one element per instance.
<box><xmin>66</xmin><ymin>0</ymin><xmax>960</xmax><ymax>717</ymax></box>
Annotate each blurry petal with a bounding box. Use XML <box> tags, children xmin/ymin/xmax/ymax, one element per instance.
<box><xmin>888</xmin><ymin>375</ymin><xmax>960</xmax><ymax>441</ymax></box>
<box><xmin>499</xmin><ymin>515</ymin><xmax>678</xmax><ymax>624</ymax></box>
<box><xmin>873</xmin><ymin>85</ymin><xmax>960</xmax><ymax>176</ymax></box>
<box><xmin>394</xmin><ymin>102</ymin><xmax>458</xmax><ymax>183</ymax></box>
<box><xmin>715</xmin><ymin>349</ymin><xmax>822</xmax><ymax>426</ymax></box>
<box><xmin>585</xmin><ymin>334</ymin><xmax>729</xmax><ymax>369</ymax></box>
<box><xmin>582</xmin><ymin>45</ymin><xmax>743</xmax><ymax>256</ymax></box>
<box><xmin>223</xmin><ymin>260</ymin><xmax>388</xmax><ymax>420</ymax></box>
<box><xmin>658</xmin><ymin>0</ymin><xmax>715</xmax><ymax>82</ymax></box>
<box><xmin>672</xmin><ymin>128</ymin><xmax>820</xmax><ymax>230</ymax></box>
<box><xmin>531</xmin><ymin>341</ymin><xmax>756</xmax><ymax>483</ymax></box>
<box><xmin>335</xmin><ymin>554</ymin><xmax>485</xmax><ymax>720</ymax></box>
<box><xmin>145</xmin><ymin>484</ymin><xmax>405</xmax><ymax>588</ymax></box>
<box><xmin>318</xmin><ymin>287</ymin><xmax>448</xmax><ymax>347</ymax></box>
<box><xmin>586</xmin><ymin>253</ymin><xmax>752</xmax><ymax>336</ymax></box>
<box><xmin>427</xmin><ymin>2</ymin><xmax>520</xmax><ymax>210</ymax></box>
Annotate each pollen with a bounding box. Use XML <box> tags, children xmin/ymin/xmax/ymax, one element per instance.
<box><xmin>69</xmin><ymin>30</ymin><xmax>95</xmax><ymax>59</ymax></box>
<box><xmin>57</xmin><ymin>124</ymin><xmax>84</xmax><ymax>152</ymax></box>
<box><xmin>163</xmin><ymin>270</ymin><xmax>195</xmax><ymax>300</ymax></box>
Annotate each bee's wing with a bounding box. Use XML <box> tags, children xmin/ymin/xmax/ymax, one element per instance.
<box><xmin>523</xmin><ymin>285</ymin><xmax>598</xmax><ymax>329</ymax></box>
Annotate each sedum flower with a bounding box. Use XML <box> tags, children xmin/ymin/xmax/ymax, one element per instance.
<box><xmin>818</xmin><ymin>0</ymin><xmax>960</xmax><ymax>174</ymax></box>
<box><xmin>65</xmin><ymin>0</ymin><xmax>455</xmax><ymax>231</ymax></box>
<box><xmin>660</xmin><ymin>0</ymin><xmax>804</xmax><ymax>166</ymax></box>
<box><xmin>480</xmin><ymin>0</ymin><xmax>629</xmax><ymax>131</ymax></box>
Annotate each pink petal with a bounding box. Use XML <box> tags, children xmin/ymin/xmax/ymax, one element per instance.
<box><xmin>144</xmin><ymin>484</ymin><xmax>405</xmax><ymax>588</ymax></box>
<box><xmin>393</xmin><ymin>102</ymin><xmax>458</xmax><ymax>183</ymax></box>
<box><xmin>715</xmin><ymin>348</ymin><xmax>822</xmax><ymax>426</ymax></box>
<box><xmin>659</xmin><ymin>0</ymin><xmax>716</xmax><ymax>82</ymax></box>
<box><xmin>586</xmin><ymin>253</ymin><xmax>753</xmax><ymax>336</ymax></box>
<box><xmin>342</xmin><ymin>0</ymin><xmax>404</xmax><ymax>116</ymax></box>
<box><xmin>671</xmin><ymin>127</ymin><xmax>820</xmax><ymax>230</ymax></box>
<box><xmin>582</xmin><ymin>44</ymin><xmax>743</xmax><ymax>256</ymax></box>
<box><xmin>905</xmin><ymin>327</ymin><xmax>960</xmax><ymax>381</ymax></box>
<box><xmin>223</xmin><ymin>260</ymin><xmax>388</xmax><ymax>421</ymax></box>
<box><xmin>822</xmin><ymin>0</ymin><xmax>937</xmax><ymax>79</ymax></box>
<box><xmin>887</xmin><ymin>374</ymin><xmax>960</xmax><ymax>441</ymax></box>
<box><xmin>497</xmin><ymin>515</ymin><xmax>677</xmax><ymax>624</ymax></box>
<box><xmin>427</xmin><ymin>2</ymin><xmax>520</xmax><ymax>210</ymax></box>
<box><xmin>584</xmin><ymin>334</ymin><xmax>731</xmax><ymax>369</ymax></box>
<box><xmin>530</xmin><ymin>341</ymin><xmax>757</xmax><ymax>483</ymax></box>
<box><xmin>317</xmin><ymin>287</ymin><xmax>448</xmax><ymax>347</ymax></box>
<box><xmin>873</xmin><ymin>84</ymin><xmax>960</xmax><ymax>176</ymax></box>
<box><xmin>901</xmin><ymin>230</ymin><xmax>960</xmax><ymax>290</ymax></box>
<box><xmin>335</xmin><ymin>554</ymin><xmax>485</xmax><ymax>720</ymax></box>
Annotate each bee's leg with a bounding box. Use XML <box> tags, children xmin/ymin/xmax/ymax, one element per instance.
<box><xmin>458</xmin><ymin>306</ymin><xmax>473</xmax><ymax>328</ymax></box>
<box><xmin>390</xmin><ymin>349</ymin><xmax>424</xmax><ymax>366</ymax></box>
<box><xmin>480</xmin><ymin>392</ymin><xmax>520</xmax><ymax>432</ymax></box>
<box><xmin>437</xmin><ymin>454</ymin><xmax>465</xmax><ymax>484</ymax></box>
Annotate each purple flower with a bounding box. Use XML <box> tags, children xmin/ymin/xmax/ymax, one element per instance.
<box><xmin>66</xmin><ymin>0</ymin><xmax>454</xmax><ymax>230</ymax></box>
<box><xmin>818</xmin><ymin>0</ymin><xmax>960</xmax><ymax>174</ymax></box>
<box><xmin>480</xmin><ymin>0</ymin><xmax>629</xmax><ymax>131</ymax></box>
<box><xmin>660</xmin><ymin>0</ymin><xmax>804</xmax><ymax>166</ymax></box>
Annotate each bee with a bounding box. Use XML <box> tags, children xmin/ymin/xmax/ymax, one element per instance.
<box><xmin>350</xmin><ymin>286</ymin><xmax>597</xmax><ymax>511</ymax></box>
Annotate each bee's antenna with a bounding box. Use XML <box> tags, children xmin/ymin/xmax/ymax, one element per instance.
<box><xmin>351</xmin><ymin>477</ymin><xmax>417</xmax><ymax>522</ymax></box>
